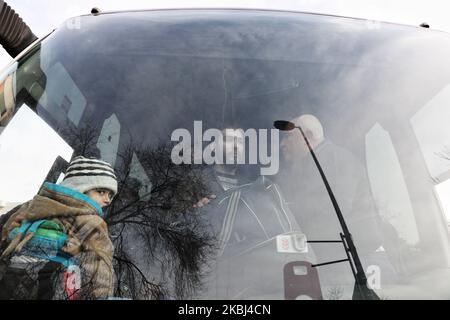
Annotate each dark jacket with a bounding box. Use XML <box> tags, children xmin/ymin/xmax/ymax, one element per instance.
<box><xmin>199</xmin><ymin>171</ymin><xmax>316</xmax><ymax>299</ymax></box>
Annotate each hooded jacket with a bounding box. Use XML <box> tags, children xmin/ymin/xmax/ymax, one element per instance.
<box><xmin>0</xmin><ymin>182</ymin><xmax>115</xmax><ymax>299</ymax></box>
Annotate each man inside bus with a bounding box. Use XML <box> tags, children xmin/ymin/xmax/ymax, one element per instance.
<box><xmin>195</xmin><ymin>126</ymin><xmax>319</xmax><ymax>299</ymax></box>
<box><xmin>278</xmin><ymin>113</ymin><xmax>397</xmax><ymax>298</ymax></box>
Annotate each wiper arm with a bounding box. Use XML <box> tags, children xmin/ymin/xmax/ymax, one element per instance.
<box><xmin>274</xmin><ymin>120</ymin><xmax>379</xmax><ymax>300</ymax></box>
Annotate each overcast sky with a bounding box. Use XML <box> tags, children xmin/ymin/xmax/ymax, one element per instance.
<box><xmin>1</xmin><ymin>0</ymin><xmax>450</xmax><ymax>68</ymax></box>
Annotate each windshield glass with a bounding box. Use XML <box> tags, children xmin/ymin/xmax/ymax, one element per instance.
<box><xmin>2</xmin><ymin>9</ymin><xmax>450</xmax><ymax>300</ymax></box>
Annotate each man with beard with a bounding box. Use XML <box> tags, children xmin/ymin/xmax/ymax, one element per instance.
<box><xmin>196</xmin><ymin>127</ymin><xmax>319</xmax><ymax>299</ymax></box>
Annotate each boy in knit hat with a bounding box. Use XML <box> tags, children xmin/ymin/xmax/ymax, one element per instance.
<box><xmin>59</xmin><ymin>156</ymin><xmax>118</xmax><ymax>209</ymax></box>
<box><xmin>0</xmin><ymin>156</ymin><xmax>117</xmax><ymax>299</ymax></box>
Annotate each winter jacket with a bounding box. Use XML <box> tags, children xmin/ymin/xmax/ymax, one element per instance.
<box><xmin>0</xmin><ymin>182</ymin><xmax>115</xmax><ymax>299</ymax></box>
<box><xmin>199</xmin><ymin>172</ymin><xmax>316</xmax><ymax>299</ymax></box>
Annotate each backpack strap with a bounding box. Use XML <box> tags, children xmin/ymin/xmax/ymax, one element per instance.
<box><xmin>7</xmin><ymin>220</ymin><xmax>70</xmax><ymax>264</ymax></box>
<box><xmin>27</xmin><ymin>220</ymin><xmax>47</xmax><ymax>234</ymax></box>
<box><xmin>7</xmin><ymin>220</ymin><xmax>41</xmax><ymax>242</ymax></box>
<box><xmin>44</xmin><ymin>254</ymin><xmax>74</xmax><ymax>268</ymax></box>
<box><xmin>17</xmin><ymin>221</ymin><xmax>32</xmax><ymax>235</ymax></box>
<box><xmin>14</xmin><ymin>220</ymin><xmax>48</xmax><ymax>253</ymax></box>
<box><xmin>1</xmin><ymin>221</ymin><xmax>34</xmax><ymax>259</ymax></box>
<box><xmin>27</xmin><ymin>220</ymin><xmax>73</xmax><ymax>267</ymax></box>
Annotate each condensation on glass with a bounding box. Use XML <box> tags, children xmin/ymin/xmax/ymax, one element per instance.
<box><xmin>1</xmin><ymin>9</ymin><xmax>450</xmax><ymax>299</ymax></box>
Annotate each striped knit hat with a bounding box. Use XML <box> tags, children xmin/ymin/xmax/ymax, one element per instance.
<box><xmin>59</xmin><ymin>156</ymin><xmax>118</xmax><ymax>196</ymax></box>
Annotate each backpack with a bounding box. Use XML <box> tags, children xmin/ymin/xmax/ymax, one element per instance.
<box><xmin>0</xmin><ymin>219</ymin><xmax>80</xmax><ymax>300</ymax></box>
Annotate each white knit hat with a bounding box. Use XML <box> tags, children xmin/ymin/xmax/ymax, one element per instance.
<box><xmin>59</xmin><ymin>156</ymin><xmax>118</xmax><ymax>196</ymax></box>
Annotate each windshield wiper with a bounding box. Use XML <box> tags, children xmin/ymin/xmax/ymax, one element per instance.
<box><xmin>274</xmin><ymin>120</ymin><xmax>380</xmax><ymax>300</ymax></box>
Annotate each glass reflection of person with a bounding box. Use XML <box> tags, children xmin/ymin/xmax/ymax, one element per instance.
<box><xmin>197</xmin><ymin>128</ymin><xmax>316</xmax><ymax>299</ymax></box>
<box><xmin>279</xmin><ymin>114</ymin><xmax>395</xmax><ymax>297</ymax></box>
<box><xmin>0</xmin><ymin>156</ymin><xmax>116</xmax><ymax>299</ymax></box>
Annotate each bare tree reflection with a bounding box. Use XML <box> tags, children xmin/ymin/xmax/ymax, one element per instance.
<box><xmin>55</xmin><ymin>122</ymin><xmax>216</xmax><ymax>299</ymax></box>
